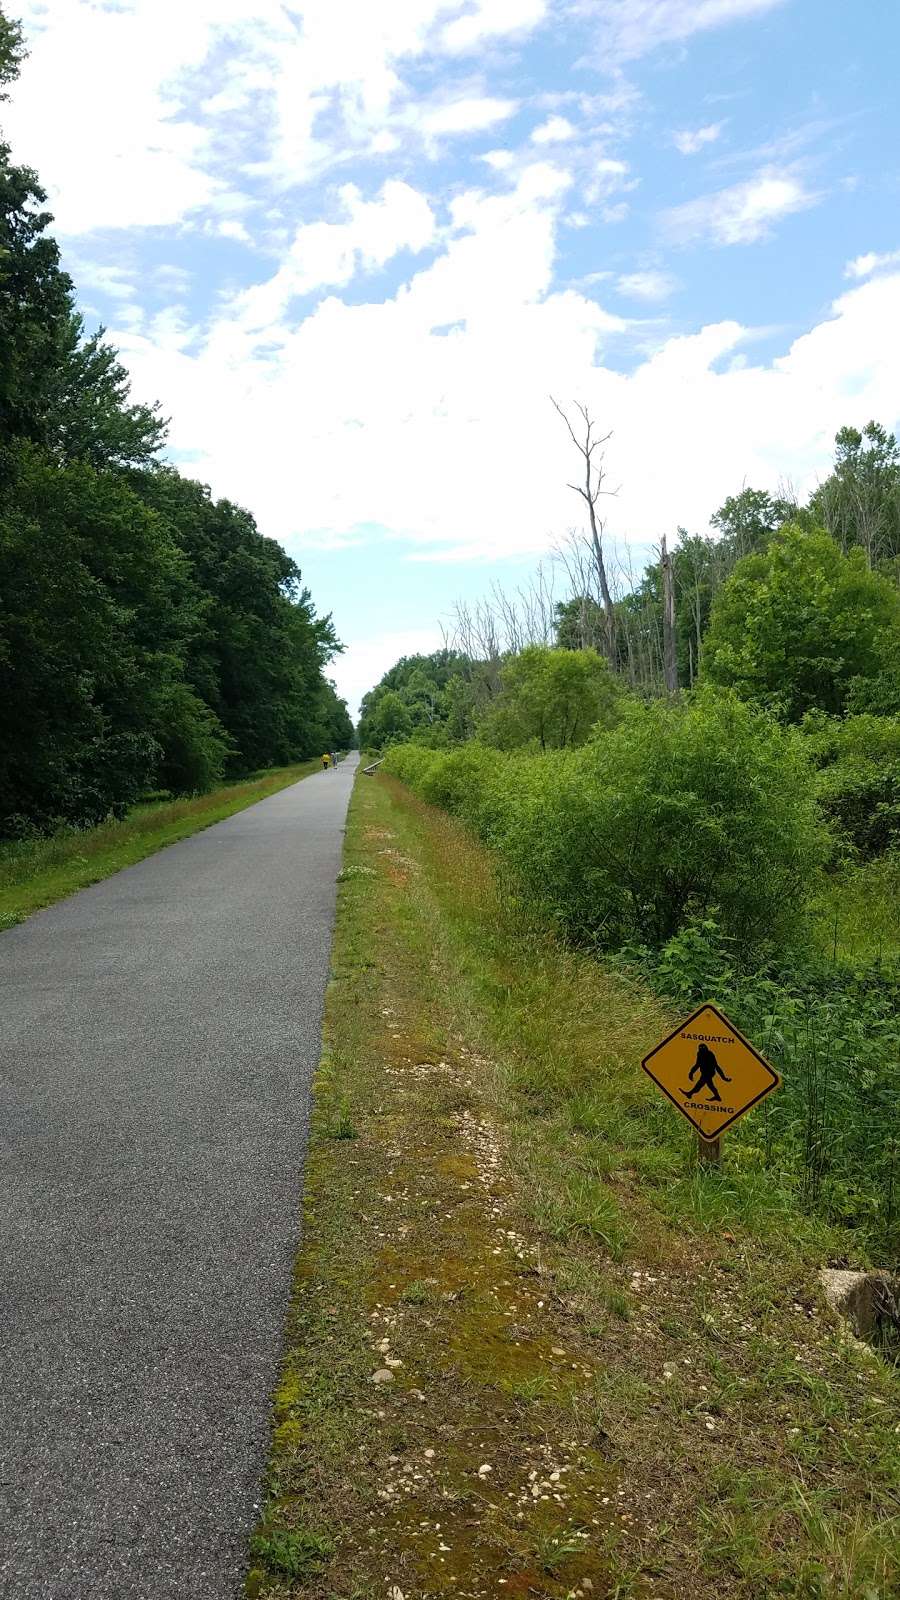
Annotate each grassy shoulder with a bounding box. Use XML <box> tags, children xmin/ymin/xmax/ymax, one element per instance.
<box><xmin>249</xmin><ymin>773</ymin><xmax>900</xmax><ymax>1600</ymax></box>
<box><xmin>0</xmin><ymin>760</ymin><xmax>319</xmax><ymax>927</ymax></box>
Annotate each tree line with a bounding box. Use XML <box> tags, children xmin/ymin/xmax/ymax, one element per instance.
<box><xmin>360</xmin><ymin>416</ymin><xmax>900</xmax><ymax>868</ymax></box>
<box><xmin>0</xmin><ymin>9</ymin><xmax>352</xmax><ymax>838</ymax></box>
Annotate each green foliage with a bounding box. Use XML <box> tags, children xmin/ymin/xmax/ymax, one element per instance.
<box><xmin>847</xmin><ymin>662</ymin><xmax>900</xmax><ymax>717</ymax></box>
<box><xmin>358</xmin><ymin>649</ymin><xmax>470</xmax><ymax>750</ymax></box>
<box><xmin>566</xmin><ymin>488</ymin><xmax>794</xmax><ymax>693</ymax></box>
<box><xmin>126</xmin><ymin>468</ymin><xmax>347</xmax><ymax>774</ymax></box>
<box><xmin>710</xmin><ymin>486</ymin><xmax>794</xmax><ymax>555</ymax></box>
<box><xmin>151</xmin><ymin>682</ymin><xmax>231</xmax><ymax>795</ymax></box>
<box><xmin>47</xmin><ymin>318</ymin><xmax>167</xmax><ymax>469</ymax></box>
<box><xmin>633</xmin><ymin>916</ymin><xmax>900</xmax><ymax>1253</ymax></box>
<box><xmin>386</xmin><ymin>690</ymin><xmax>827</xmax><ymax>958</ymax></box>
<box><xmin>555</xmin><ymin>593</ymin><xmax>606</xmax><ymax>652</ymax></box>
<box><xmin>809</xmin><ymin>421</ymin><xmax>900</xmax><ymax>568</ymax></box>
<box><xmin>0</xmin><ymin>149</ymin><xmax>75</xmax><ymax>450</ymax></box>
<box><xmin>361</xmin><ymin>687</ymin><xmax>413</xmax><ymax>749</ymax></box>
<box><xmin>0</xmin><ymin>76</ymin><xmax>351</xmax><ymax>834</ymax></box>
<box><xmin>0</xmin><ymin>444</ymin><xmax>182</xmax><ymax>829</ymax></box>
<box><xmin>478</xmin><ymin>645</ymin><xmax>622</xmax><ymax>750</ymax></box>
<box><xmin>703</xmin><ymin>524</ymin><xmax>900</xmax><ymax>720</ymax></box>
<box><xmin>0</xmin><ymin>11</ymin><xmax>24</xmax><ymax>94</ymax></box>
<box><xmin>803</xmin><ymin>712</ymin><xmax>900</xmax><ymax>858</ymax></box>
<box><xmin>513</xmin><ymin>692</ymin><xmax>825</xmax><ymax>952</ymax></box>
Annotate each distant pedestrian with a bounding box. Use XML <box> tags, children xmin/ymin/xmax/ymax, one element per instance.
<box><xmin>321</xmin><ymin>752</ymin><xmax>331</xmax><ymax>770</ymax></box>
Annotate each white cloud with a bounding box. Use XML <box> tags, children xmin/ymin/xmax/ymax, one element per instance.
<box><xmin>845</xmin><ymin>249</ymin><xmax>900</xmax><ymax>280</ymax></box>
<box><xmin>110</xmin><ymin>112</ymin><xmax>900</xmax><ymax>574</ymax></box>
<box><xmin>153</xmin><ymin>264</ymin><xmax>193</xmax><ymax>294</ymax></box>
<box><xmin>616</xmin><ymin>269</ymin><xmax>677</xmax><ymax>300</ymax></box>
<box><xmin>232</xmin><ymin>180</ymin><xmax>436</xmax><ymax>331</ymax></box>
<box><xmin>332</xmin><ymin>628</ymin><xmax>445</xmax><ymax>719</ymax></box>
<box><xmin>422</xmin><ymin>96</ymin><xmax>518</xmax><ymax>136</ymax></box>
<box><xmin>6</xmin><ymin>0</ymin><xmax>226</xmax><ymax>232</ymax></box>
<box><xmin>67</xmin><ymin>260</ymin><xmax>138</xmax><ymax>301</ymax></box>
<box><xmin>673</xmin><ymin>121</ymin><xmax>724</xmax><ymax>155</ymax></box>
<box><xmin>4</xmin><ymin>1</ymin><xmax>536</xmax><ymax>233</ymax></box>
<box><xmin>217</xmin><ymin>219</ymin><xmax>252</xmax><ymax>243</ymax></box>
<box><xmin>584</xmin><ymin>0</ymin><xmax>787</xmax><ymax>61</ymax></box>
<box><xmin>441</xmin><ymin>0</ymin><xmax>548</xmax><ymax>52</ymax></box>
<box><xmin>11</xmin><ymin>0</ymin><xmax>894</xmax><ymax>687</ymax></box>
<box><xmin>664</xmin><ymin>168</ymin><xmax>817</xmax><ymax>245</ymax></box>
<box><xmin>584</xmin><ymin>157</ymin><xmax>634</xmax><ymax>207</ymax></box>
<box><xmin>531</xmin><ymin>115</ymin><xmax>577</xmax><ymax>144</ymax></box>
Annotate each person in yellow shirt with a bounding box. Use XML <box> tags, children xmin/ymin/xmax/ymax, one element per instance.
<box><xmin>321</xmin><ymin>752</ymin><xmax>331</xmax><ymax>770</ymax></box>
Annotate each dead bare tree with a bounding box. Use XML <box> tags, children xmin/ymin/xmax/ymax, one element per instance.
<box><xmin>660</xmin><ymin>533</ymin><xmax>678</xmax><ymax>696</ymax></box>
<box><xmin>551</xmin><ymin>397</ymin><xmax>618</xmax><ymax>664</ymax></box>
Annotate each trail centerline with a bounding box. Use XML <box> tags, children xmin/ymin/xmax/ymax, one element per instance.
<box><xmin>0</xmin><ymin>756</ymin><xmax>358</xmax><ymax>1598</ymax></box>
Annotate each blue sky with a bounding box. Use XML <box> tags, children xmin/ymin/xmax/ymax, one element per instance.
<box><xmin>6</xmin><ymin>0</ymin><xmax>900</xmax><ymax>713</ymax></box>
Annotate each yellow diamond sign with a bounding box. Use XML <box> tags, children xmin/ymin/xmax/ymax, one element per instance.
<box><xmin>642</xmin><ymin>1003</ymin><xmax>781</xmax><ymax>1142</ymax></box>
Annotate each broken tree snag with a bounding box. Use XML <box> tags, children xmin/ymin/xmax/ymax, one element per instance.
<box><xmin>661</xmin><ymin>533</ymin><xmax>678</xmax><ymax>697</ymax></box>
<box><xmin>551</xmin><ymin>396</ymin><xmax>618</xmax><ymax>668</ymax></box>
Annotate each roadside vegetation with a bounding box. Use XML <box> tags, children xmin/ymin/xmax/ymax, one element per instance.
<box><xmin>248</xmin><ymin>774</ymin><xmax>900</xmax><ymax>1600</ymax></box>
<box><xmin>383</xmin><ymin>705</ymin><xmax>900</xmax><ymax>1257</ymax></box>
<box><xmin>0</xmin><ymin>760</ymin><xmax>320</xmax><ymax>928</ymax></box>
<box><xmin>362</xmin><ymin>433</ymin><xmax>900</xmax><ymax>1265</ymax></box>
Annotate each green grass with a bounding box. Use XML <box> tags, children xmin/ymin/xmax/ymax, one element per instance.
<box><xmin>812</xmin><ymin>850</ymin><xmax>900</xmax><ymax>962</ymax></box>
<box><xmin>0</xmin><ymin>760</ymin><xmax>319</xmax><ymax>927</ymax></box>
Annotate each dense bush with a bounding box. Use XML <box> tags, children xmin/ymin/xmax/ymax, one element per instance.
<box><xmin>802</xmin><ymin>713</ymin><xmax>900</xmax><ymax>857</ymax></box>
<box><xmin>703</xmin><ymin>524</ymin><xmax>900</xmax><ymax>720</ymax></box>
<box><xmin>385</xmin><ymin>689</ymin><xmax>828</xmax><ymax>957</ymax></box>
<box><xmin>478</xmin><ymin>645</ymin><xmax>623</xmax><ymax>750</ymax></box>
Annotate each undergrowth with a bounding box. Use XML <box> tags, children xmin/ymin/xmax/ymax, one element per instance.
<box><xmin>382</xmin><ymin>732</ymin><xmax>900</xmax><ymax>1262</ymax></box>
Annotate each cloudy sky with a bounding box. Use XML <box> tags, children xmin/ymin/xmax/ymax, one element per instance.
<box><xmin>6</xmin><ymin>0</ymin><xmax>900</xmax><ymax>713</ymax></box>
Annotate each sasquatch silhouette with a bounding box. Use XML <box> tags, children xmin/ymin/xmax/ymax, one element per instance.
<box><xmin>680</xmin><ymin>1042</ymin><xmax>732</xmax><ymax>1102</ymax></box>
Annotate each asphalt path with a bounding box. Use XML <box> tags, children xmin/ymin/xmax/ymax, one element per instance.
<box><xmin>0</xmin><ymin>755</ymin><xmax>358</xmax><ymax>1598</ymax></box>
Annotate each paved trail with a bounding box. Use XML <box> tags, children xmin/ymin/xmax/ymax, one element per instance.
<box><xmin>0</xmin><ymin>757</ymin><xmax>358</xmax><ymax>1599</ymax></box>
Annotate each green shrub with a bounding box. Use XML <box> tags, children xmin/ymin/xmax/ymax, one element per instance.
<box><xmin>418</xmin><ymin>741</ymin><xmax>497</xmax><ymax>815</ymax></box>
<box><xmin>504</xmin><ymin>692</ymin><xmax>826</xmax><ymax>953</ymax></box>
<box><xmin>703</xmin><ymin>524</ymin><xmax>900</xmax><ymax>720</ymax></box>
<box><xmin>478</xmin><ymin>645</ymin><xmax>624</xmax><ymax>750</ymax></box>
<box><xmin>152</xmin><ymin>682</ymin><xmax>230</xmax><ymax>795</ymax></box>
<box><xmin>384</xmin><ymin>690</ymin><xmax>827</xmax><ymax>958</ymax></box>
<box><xmin>803</xmin><ymin>713</ymin><xmax>900</xmax><ymax>857</ymax></box>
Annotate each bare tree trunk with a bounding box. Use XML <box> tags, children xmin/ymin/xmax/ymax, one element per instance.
<box><xmin>661</xmin><ymin>534</ymin><xmax>678</xmax><ymax>697</ymax></box>
<box><xmin>551</xmin><ymin>397</ymin><xmax>617</xmax><ymax>666</ymax></box>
